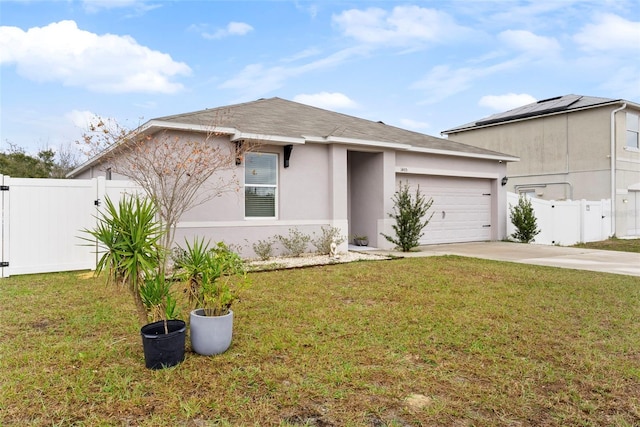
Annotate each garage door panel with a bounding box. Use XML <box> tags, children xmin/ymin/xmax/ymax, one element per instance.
<box><xmin>398</xmin><ymin>175</ymin><xmax>492</xmax><ymax>245</ymax></box>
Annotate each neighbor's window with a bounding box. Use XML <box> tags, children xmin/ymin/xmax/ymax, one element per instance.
<box><xmin>627</xmin><ymin>113</ymin><xmax>639</xmax><ymax>149</ymax></box>
<box><xmin>244</xmin><ymin>152</ymin><xmax>277</xmax><ymax>218</ymax></box>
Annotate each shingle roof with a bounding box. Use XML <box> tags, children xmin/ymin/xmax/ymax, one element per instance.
<box><xmin>153</xmin><ymin>97</ymin><xmax>512</xmax><ymax>158</ymax></box>
<box><xmin>442</xmin><ymin>94</ymin><xmax>627</xmax><ymax>134</ymax></box>
<box><xmin>69</xmin><ymin>97</ymin><xmax>518</xmax><ymax>177</ymax></box>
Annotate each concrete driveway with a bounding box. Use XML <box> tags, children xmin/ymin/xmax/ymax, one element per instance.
<box><xmin>373</xmin><ymin>241</ymin><xmax>640</xmax><ymax>277</ymax></box>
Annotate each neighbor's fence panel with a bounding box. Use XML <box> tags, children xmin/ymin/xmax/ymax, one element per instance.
<box><xmin>507</xmin><ymin>192</ymin><xmax>610</xmax><ymax>246</ymax></box>
<box><xmin>1</xmin><ymin>175</ymin><xmax>10</xmax><ymax>278</ymax></box>
<box><xmin>0</xmin><ymin>175</ymin><xmax>143</xmax><ymax>277</ymax></box>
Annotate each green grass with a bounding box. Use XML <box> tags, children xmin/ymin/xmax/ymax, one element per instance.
<box><xmin>1</xmin><ymin>257</ymin><xmax>639</xmax><ymax>426</ymax></box>
<box><xmin>573</xmin><ymin>238</ymin><xmax>640</xmax><ymax>253</ymax></box>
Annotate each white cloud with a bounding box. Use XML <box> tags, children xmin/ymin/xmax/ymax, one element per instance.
<box><xmin>574</xmin><ymin>13</ymin><xmax>640</xmax><ymax>53</ymax></box>
<box><xmin>498</xmin><ymin>30</ymin><xmax>561</xmax><ymax>57</ymax></box>
<box><xmin>219</xmin><ymin>46</ymin><xmax>366</xmax><ymax>98</ymax></box>
<box><xmin>293</xmin><ymin>92</ymin><xmax>358</xmax><ymax>110</ymax></box>
<box><xmin>600</xmin><ymin>66</ymin><xmax>640</xmax><ymax>100</ymax></box>
<box><xmin>65</xmin><ymin>110</ymin><xmax>99</xmax><ymax>129</ymax></box>
<box><xmin>200</xmin><ymin>22</ymin><xmax>254</xmax><ymax>40</ymax></box>
<box><xmin>399</xmin><ymin>118</ymin><xmax>430</xmax><ymax>131</ymax></box>
<box><xmin>333</xmin><ymin>5</ymin><xmax>475</xmax><ymax>47</ymax></box>
<box><xmin>412</xmin><ymin>58</ymin><xmax>524</xmax><ymax>104</ymax></box>
<box><xmin>81</xmin><ymin>0</ymin><xmax>159</xmax><ymax>14</ymax></box>
<box><xmin>0</xmin><ymin>20</ymin><xmax>191</xmax><ymax>93</ymax></box>
<box><xmin>479</xmin><ymin>93</ymin><xmax>537</xmax><ymax>111</ymax></box>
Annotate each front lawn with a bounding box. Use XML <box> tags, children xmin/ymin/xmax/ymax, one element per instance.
<box><xmin>1</xmin><ymin>257</ymin><xmax>639</xmax><ymax>426</ymax></box>
<box><xmin>573</xmin><ymin>238</ymin><xmax>640</xmax><ymax>253</ymax></box>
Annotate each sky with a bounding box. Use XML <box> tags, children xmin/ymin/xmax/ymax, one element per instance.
<box><xmin>1</xmin><ymin>0</ymin><xmax>639</xmax><ymax>158</ymax></box>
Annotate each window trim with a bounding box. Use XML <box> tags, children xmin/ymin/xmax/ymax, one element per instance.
<box><xmin>244</xmin><ymin>152</ymin><xmax>278</xmax><ymax>219</ymax></box>
<box><xmin>625</xmin><ymin>112</ymin><xmax>639</xmax><ymax>150</ymax></box>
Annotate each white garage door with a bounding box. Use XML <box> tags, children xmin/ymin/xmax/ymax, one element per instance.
<box><xmin>400</xmin><ymin>175</ymin><xmax>493</xmax><ymax>245</ymax></box>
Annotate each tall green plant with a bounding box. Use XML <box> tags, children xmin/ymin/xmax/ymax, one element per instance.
<box><xmin>381</xmin><ymin>181</ymin><xmax>434</xmax><ymax>252</ymax></box>
<box><xmin>510</xmin><ymin>195</ymin><xmax>541</xmax><ymax>243</ymax></box>
<box><xmin>139</xmin><ymin>272</ymin><xmax>178</xmax><ymax>333</ymax></box>
<box><xmin>176</xmin><ymin>240</ymin><xmax>248</xmax><ymax>317</ymax></box>
<box><xmin>83</xmin><ymin>195</ymin><xmax>164</xmax><ymax>324</ymax></box>
<box><xmin>175</xmin><ymin>237</ymin><xmax>211</xmax><ymax>308</ymax></box>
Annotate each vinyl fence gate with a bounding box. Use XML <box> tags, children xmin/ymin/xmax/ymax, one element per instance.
<box><xmin>0</xmin><ymin>175</ymin><xmax>141</xmax><ymax>278</ymax></box>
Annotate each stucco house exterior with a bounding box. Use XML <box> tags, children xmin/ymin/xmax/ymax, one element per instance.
<box><xmin>442</xmin><ymin>94</ymin><xmax>640</xmax><ymax>238</ymax></box>
<box><xmin>69</xmin><ymin>97</ymin><xmax>518</xmax><ymax>256</ymax></box>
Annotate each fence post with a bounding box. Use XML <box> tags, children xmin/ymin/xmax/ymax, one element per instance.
<box><xmin>579</xmin><ymin>199</ymin><xmax>586</xmax><ymax>243</ymax></box>
<box><xmin>90</xmin><ymin>176</ymin><xmax>107</xmax><ymax>271</ymax></box>
<box><xmin>0</xmin><ymin>175</ymin><xmax>9</xmax><ymax>278</ymax></box>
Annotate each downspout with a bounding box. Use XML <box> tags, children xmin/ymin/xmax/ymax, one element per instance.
<box><xmin>610</xmin><ymin>103</ymin><xmax>627</xmax><ymax>236</ymax></box>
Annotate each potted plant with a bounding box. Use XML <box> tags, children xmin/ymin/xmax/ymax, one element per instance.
<box><xmin>352</xmin><ymin>234</ymin><xmax>369</xmax><ymax>246</ymax></box>
<box><xmin>176</xmin><ymin>239</ymin><xmax>249</xmax><ymax>356</ymax></box>
<box><xmin>139</xmin><ymin>272</ymin><xmax>186</xmax><ymax>369</ymax></box>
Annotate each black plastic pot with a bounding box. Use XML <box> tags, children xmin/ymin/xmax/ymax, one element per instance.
<box><xmin>140</xmin><ymin>319</ymin><xmax>186</xmax><ymax>370</ymax></box>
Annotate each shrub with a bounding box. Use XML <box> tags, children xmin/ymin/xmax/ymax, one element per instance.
<box><xmin>82</xmin><ymin>195</ymin><xmax>164</xmax><ymax>325</ymax></box>
<box><xmin>252</xmin><ymin>238</ymin><xmax>275</xmax><ymax>260</ymax></box>
<box><xmin>176</xmin><ymin>239</ymin><xmax>248</xmax><ymax>316</ymax></box>
<box><xmin>510</xmin><ymin>195</ymin><xmax>541</xmax><ymax>243</ymax></box>
<box><xmin>276</xmin><ymin>228</ymin><xmax>311</xmax><ymax>257</ymax></box>
<box><xmin>312</xmin><ymin>226</ymin><xmax>346</xmax><ymax>255</ymax></box>
<box><xmin>381</xmin><ymin>181</ymin><xmax>434</xmax><ymax>252</ymax></box>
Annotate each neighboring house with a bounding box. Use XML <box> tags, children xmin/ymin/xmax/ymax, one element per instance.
<box><xmin>442</xmin><ymin>94</ymin><xmax>640</xmax><ymax>238</ymax></box>
<box><xmin>69</xmin><ymin>97</ymin><xmax>517</xmax><ymax>256</ymax></box>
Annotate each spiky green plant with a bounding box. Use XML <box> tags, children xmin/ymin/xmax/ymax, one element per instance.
<box><xmin>176</xmin><ymin>240</ymin><xmax>249</xmax><ymax>317</ymax></box>
<box><xmin>82</xmin><ymin>195</ymin><xmax>164</xmax><ymax>324</ymax></box>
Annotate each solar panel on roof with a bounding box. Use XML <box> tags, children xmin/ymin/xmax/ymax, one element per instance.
<box><xmin>476</xmin><ymin>95</ymin><xmax>583</xmax><ymax>126</ymax></box>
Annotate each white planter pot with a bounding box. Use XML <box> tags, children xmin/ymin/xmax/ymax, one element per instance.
<box><xmin>189</xmin><ymin>309</ymin><xmax>233</xmax><ymax>356</ymax></box>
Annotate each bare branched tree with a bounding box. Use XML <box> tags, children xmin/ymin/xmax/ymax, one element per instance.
<box><xmin>80</xmin><ymin>114</ymin><xmax>255</xmax><ymax>265</ymax></box>
<box><xmin>77</xmin><ymin>117</ymin><xmax>129</xmax><ymax>159</ymax></box>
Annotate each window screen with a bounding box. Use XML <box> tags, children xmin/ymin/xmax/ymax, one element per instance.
<box><xmin>245</xmin><ymin>153</ymin><xmax>277</xmax><ymax>217</ymax></box>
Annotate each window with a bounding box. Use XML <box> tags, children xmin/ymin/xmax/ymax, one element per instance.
<box><xmin>626</xmin><ymin>113</ymin><xmax>639</xmax><ymax>150</ymax></box>
<box><xmin>105</xmin><ymin>167</ymin><xmax>112</xmax><ymax>180</ymax></box>
<box><xmin>244</xmin><ymin>152</ymin><xmax>277</xmax><ymax>217</ymax></box>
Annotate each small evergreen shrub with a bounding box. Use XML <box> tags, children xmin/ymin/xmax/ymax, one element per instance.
<box><xmin>381</xmin><ymin>181</ymin><xmax>434</xmax><ymax>252</ymax></box>
<box><xmin>312</xmin><ymin>226</ymin><xmax>346</xmax><ymax>255</ymax></box>
<box><xmin>252</xmin><ymin>238</ymin><xmax>275</xmax><ymax>261</ymax></box>
<box><xmin>276</xmin><ymin>228</ymin><xmax>311</xmax><ymax>257</ymax></box>
<box><xmin>510</xmin><ymin>195</ymin><xmax>541</xmax><ymax>243</ymax></box>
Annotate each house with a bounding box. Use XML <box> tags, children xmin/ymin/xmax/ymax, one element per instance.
<box><xmin>442</xmin><ymin>94</ymin><xmax>640</xmax><ymax>238</ymax></box>
<box><xmin>69</xmin><ymin>97</ymin><xmax>518</xmax><ymax>256</ymax></box>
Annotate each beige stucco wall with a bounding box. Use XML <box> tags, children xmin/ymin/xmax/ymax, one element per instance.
<box><xmin>448</xmin><ymin>106</ymin><xmax>640</xmax><ymax>199</ymax></box>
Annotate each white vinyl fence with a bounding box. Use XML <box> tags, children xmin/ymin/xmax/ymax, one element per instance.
<box><xmin>506</xmin><ymin>192</ymin><xmax>611</xmax><ymax>246</ymax></box>
<box><xmin>0</xmin><ymin>175</ymin><xmax>141</xmax><ymax>278</ymax></box>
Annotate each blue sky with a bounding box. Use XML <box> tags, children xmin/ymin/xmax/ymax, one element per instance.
<box><xmin>1</xmin><ymin>0</ymin><xmax>639</xmax><ymax>157</ymax></box>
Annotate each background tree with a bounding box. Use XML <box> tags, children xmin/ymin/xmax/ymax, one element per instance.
<box><xmin>381</xmin><ymin>181</ymin><xmax>434</xmax><ymax>252</ymax></box>
<box><xmin>50</xmin><ymin>144</ymin><xmax>81</xmax><ymax>178</ymax></box>
<box><xmin>80</xmin><ymin>114</ymin><xmax>256</xmax><ymax>262</ymax></box>
<box><xmin>0</xmin><ymin>142</ymin><xmax>80</xmax><ymax>178</ymax></box>
<box><xmin>510</xmin><ymin>195</ymin><xmax>541</xmax><ymax>243</ymax></box>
